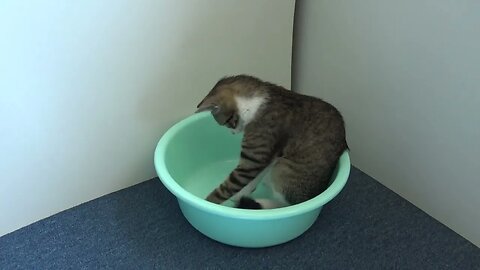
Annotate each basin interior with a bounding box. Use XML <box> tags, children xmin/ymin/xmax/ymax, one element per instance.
<box><xmin>164</xmin><ymin>114</ymin><xmax>273</xmax><ymax>205</ymax></box>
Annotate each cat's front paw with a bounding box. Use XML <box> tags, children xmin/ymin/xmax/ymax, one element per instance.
<box><xmin>237</xmin><ymin>196</ymin><xmax>262</xmax><ymax>209</ymax></box>
<box><xmin>206</xmin><ymin>192</ymin><xmax>225</xmax><ymax>204</ymax></box>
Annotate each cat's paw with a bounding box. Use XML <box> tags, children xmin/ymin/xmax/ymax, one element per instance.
<box><xmin>206</xmin><ymin>192</ymin><xmax>224</xmax><ymax>204</ymax></box>
<box><xmin>237</xmin><ymin>197</ymin><xmax>262</xmax><ymax>209</ymax></box>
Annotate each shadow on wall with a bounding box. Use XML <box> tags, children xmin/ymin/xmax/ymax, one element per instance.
<box><xmin>0</xmin><ymin>1</ymin><xmax>294</xmax><ymax>237</ymax></box>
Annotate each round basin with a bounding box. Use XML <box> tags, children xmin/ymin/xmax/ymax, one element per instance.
<box><xmin>154</xmin><ymin>111</ymin><xmax>350</xmax><ymax>248</ymax></box>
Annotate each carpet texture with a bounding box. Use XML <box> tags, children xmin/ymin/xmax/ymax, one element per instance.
<box><xmin>1</xmin><ymin>167</ymin><xmax>479</xmax><ymax>269</ymax></box>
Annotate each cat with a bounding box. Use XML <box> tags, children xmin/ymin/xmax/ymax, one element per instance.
<box><xmin>196</xmin><ymin>75</ymin><xmax>348</xmax><ymax>209</ymax></box>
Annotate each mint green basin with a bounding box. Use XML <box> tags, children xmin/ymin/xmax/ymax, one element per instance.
<box><xmin>154</xmin><ymin>111</ymin><xmax>351</xmax><ymax>248</ymax></box>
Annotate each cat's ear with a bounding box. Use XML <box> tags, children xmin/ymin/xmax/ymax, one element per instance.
<box><xmin>196</xmin><ymin>97</ymin><xmax>237</xmax><ymax>127</ymax></box>
<box><xmin>196</xmin><ymin>96</ymin><xmax>219</xmax><ymax>114</ymax></box>
<box><xmin>196</xmin><ymin>94</ymin><xmax>238</xmax><ymax>127</ymax></box>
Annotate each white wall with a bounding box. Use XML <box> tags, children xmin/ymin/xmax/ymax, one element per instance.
<box><xmin>0</xmin><ymin>0</ymin><xmax>295</xmax><ymax>236</ymax></box>
<box><xmin>293</xmin><ymin>0</ymin><xmax>479</xmax><ymax>246</ymax></box>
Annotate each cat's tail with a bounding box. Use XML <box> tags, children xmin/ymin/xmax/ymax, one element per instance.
<box><xmin>237</xmin><ymin>196</ymin><xmax>288</xmax><ymax>209</ymax></box>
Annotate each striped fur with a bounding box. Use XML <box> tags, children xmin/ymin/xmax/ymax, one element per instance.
<box><xmin>197</xmin><ymin>75</ymin><xmax>348</xmax><ymax>208</ymax></box>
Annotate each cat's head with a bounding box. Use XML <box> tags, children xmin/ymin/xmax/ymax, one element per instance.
<box><xmin>196</xmin><ymin>85</ymin><xmax>240</xmax><ymax>130</ymax></box>
<box><xmin>196</xmin><ymin>75</ymin><xmax>267</xmax><ymax>132</ymax></box>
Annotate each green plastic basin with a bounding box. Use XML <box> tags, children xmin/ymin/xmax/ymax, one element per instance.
<box><xmin>154</xmin><ymin>111</ymin><xmax>350</xmax><ymax>248</ymax></box>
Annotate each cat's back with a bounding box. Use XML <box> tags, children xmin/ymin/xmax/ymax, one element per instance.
<box><xmin>267</xmin><ymin>87</ymin><xmax>344</xmax><ymax>129</ymax></box>
<box><xmin>265</xmin><ymin>86</ymin><xmax>347</xmax><ymax>155</ymax></box>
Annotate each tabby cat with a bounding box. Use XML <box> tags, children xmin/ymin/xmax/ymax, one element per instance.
<box><xmin>196</xmin><ymin>75</ymin><xmax>348</xmax><ymax>209</ymax></box>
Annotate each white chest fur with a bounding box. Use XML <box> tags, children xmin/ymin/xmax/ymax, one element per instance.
<box><xmin>233</xmin><ymin>95</ymin><xmax>266</xmax><ymax>132</ymax></box>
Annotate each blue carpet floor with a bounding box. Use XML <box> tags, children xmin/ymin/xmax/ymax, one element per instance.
<box><xmin>1</xmin><ymin>167</ymin><xmax>479</xmax><ymax>269</ymax></box>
